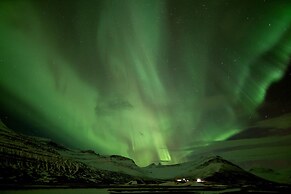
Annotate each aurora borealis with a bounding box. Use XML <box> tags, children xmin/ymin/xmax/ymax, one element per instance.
<box><xmin>1</xmin><ymin>0</ymin><xmax>291</xmax><ymax>166</ymax></box>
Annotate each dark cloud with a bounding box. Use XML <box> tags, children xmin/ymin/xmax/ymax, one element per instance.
<box><xmin>95</xmin><ymin>99</ymin><xmax>133</xmax><ymax>116</ymax></box>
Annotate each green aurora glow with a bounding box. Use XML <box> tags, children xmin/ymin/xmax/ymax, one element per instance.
<box><xmin>0</xmin><ymin>0</ymin><xmax>291</xmax><ymax>166</ymax></box>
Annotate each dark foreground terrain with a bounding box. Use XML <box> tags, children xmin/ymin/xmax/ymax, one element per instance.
<box><xmin>108</xmin><ymin>185</ymin><xmax>291</xmax><ymax>194</ymax></box>
<box><xmin>1</xmin><ymin>184</ymin><xmax>291</xmax><ymax>194</ymax></box>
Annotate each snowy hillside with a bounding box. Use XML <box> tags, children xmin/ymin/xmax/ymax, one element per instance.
<box><xmin>0</xmin><ymin>120</ymin><xmax>136</xmax><ymax>185</ymax></box>
<box><xmin>249</xmin><ymin>167</ymin><xmax>291</xmax><ymax>184</ymax></box>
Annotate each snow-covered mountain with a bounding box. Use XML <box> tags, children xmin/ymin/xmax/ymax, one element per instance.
<box><xmin>142</xmin><ymin>155</ymin><xmax>268</xmax><ymax>185</ymax></box>
<box><xmin>184</xmin><ymin>113</ymin><xmax>291</xmax><ymax>184</ymax></box>
<box><xmin>0</xmin><ymin>119</ymin><xmax>273</xmax><ymax>186</ymax></box>
<box><xmin>0</xmin><ymin>120</ymin><xmax>137</xmax><ymax>185</ymax></box>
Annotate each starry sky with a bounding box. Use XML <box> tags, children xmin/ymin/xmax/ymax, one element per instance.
<box><xmin>0</xmin><ymin>0</ymin><xmax>291</xmax><ymax>166</ymax></box>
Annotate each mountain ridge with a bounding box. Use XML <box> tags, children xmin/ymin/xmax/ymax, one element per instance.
<box><xmin>0</xmin><ymin>121</ymin><xmax>274</xmax><ymax>186</ymax></box>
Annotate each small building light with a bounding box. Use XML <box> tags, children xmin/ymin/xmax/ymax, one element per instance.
<box><xmin>175</xmin><ymin>178</ymin><xmax>189</xmax><ymax>183</ymax></box>
<box><xmin>196</xmin><ymin>178</ymin><xmax>203</xmax><ymax>182</ymax></box>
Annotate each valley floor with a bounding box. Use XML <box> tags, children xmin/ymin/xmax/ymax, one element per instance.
<box><xmin>1</xmin><ymin>184</ymin><xmax>291</xmax><ymax>194</ymax></box>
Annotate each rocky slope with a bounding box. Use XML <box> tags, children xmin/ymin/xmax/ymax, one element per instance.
<box><xmin>0</xmin><ymin>120</ymin><xmax>136</xmax><ymax>185</ymax></box>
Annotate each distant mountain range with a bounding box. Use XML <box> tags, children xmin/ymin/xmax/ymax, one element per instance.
<box><xmin>0</xmin><ymin>119</ymin><xmax>277</xmax><ymax>187</ymax></box>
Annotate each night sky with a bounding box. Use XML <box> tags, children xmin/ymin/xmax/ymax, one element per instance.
<box><xmin>0</xmin><ymin>0</ymin><xmax>291</xmax><ymax>166</ymax></box>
